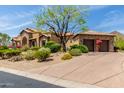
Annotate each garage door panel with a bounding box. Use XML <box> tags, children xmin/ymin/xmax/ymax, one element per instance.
<box><xmin>83</xmin><ymin>39</ymin><xmax>94</xmax><ymax>51</ymax></box>
<box><xmin>100</xmin><ymin>40</ymin><xmax>109</xmax><ymax>52</ymax></box>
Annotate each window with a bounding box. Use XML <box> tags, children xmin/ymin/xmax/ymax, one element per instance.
<box><xmin>29</xmin><ymin>33</ymin><xmax>33</xmax><ymax>38</ymax></box>
<box><xmin>47</xmin><ymin>37</ymin><xmax>50</xmax><ymax>41</ymax></box>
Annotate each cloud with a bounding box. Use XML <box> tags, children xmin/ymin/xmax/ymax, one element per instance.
<box><xmin>14</xmin><ymin>10</ymin><xmax>37</xmax><ymax>19</ymax></box>
<box><xmin>3</xmin><ymin>21</ymin><xmax>32</xmax><ymax>31</ymax></box>
<box><xmin>0</xmin><ymin>9</ymin><xmax>37</xmax><ymax>33</ymax></box>
<box><xmin>0</xmin><ymin>21</ymin><xmax>11</xmax><ymax>28</ymax></box>
<box><xmin>0</xmin><ymin>15</ymin><xmax>13</xmax><ymax>28</ymax></box>
<box><xmin>89</xmin><ymin>5</ymin><xmax>109</xmax><ymax>11</ymax></box>
<box><xmin>2</xmin><ymin>10</ymin><xmax>37</xmax><ymax>21</ymax></box>
<box><xmin>95</xmin><ymin>10</ymin><xmax>124</xmax><ymax>29</ymax></box>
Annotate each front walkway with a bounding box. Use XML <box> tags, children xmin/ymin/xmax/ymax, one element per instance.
<box><xmin>0</xmin><ymin>52</ymin><xmax>124</xmax><ymax>87</ymax></box>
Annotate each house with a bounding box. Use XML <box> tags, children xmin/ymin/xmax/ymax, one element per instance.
<box><xmin>12</xmin><ymin>28</ymin><xmax>115</xmax><ymax>52</ymax></box>
<box><xmin>12</xmin><ymin>28</ymin><xmax>73</xmax><ymax>48</ymax></box>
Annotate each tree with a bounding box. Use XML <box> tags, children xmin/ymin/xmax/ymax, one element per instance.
<box><xmin>0</xmin><ymin>33</ymin><xmax>11</xmax><ymax>46</ymax></box>
<box><xmin>35</xmin><ymin>6</ymin><xmax>88</xmax><ymax>52</ymax></box>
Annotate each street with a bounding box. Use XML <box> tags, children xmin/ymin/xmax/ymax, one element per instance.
<box><xmin>0</xmin><ymin>71</ymin><xmax>63</xmax><ymax>88</ymax></box>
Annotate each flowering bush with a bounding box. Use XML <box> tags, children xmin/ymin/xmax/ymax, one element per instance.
<box><xmin>16</xmin><ymin>45</ymin><xmax>22</xmax><ymax>48</ymax></box>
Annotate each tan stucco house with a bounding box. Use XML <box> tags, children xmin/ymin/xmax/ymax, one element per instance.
<box><xmin>12</xmin><ymin>28</ymin><xmax>115</xmax><ymax>52</ymax></box>
<box><xmin>12</xmin><ymin>28</ymin><xmax>73</xmax><ymax>48</ymax></box>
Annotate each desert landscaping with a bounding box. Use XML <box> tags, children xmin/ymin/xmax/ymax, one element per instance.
<box><xmin>1</xmin><ymin>5</ymin><xmax>124</xmax><ymax>88</ymax></box>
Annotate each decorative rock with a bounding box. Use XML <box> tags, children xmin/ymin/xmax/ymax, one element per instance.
<box><xmin>8</xmin><ymin>56</ymin><xmax>23</xmax><ymax>62</ymax></box>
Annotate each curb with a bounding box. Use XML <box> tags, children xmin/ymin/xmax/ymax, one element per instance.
<box><xmin>0</xmin><ymin>67</ymin><xmax>100</xmax><ymax>88</ymax></box>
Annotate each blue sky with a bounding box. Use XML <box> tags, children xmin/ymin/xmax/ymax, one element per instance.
<box><xmin>0</xmin><ymin>5</ymin><xmax>124</xmax><ymax>37</ymax></box>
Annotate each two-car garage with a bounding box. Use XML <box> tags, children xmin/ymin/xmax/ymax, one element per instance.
<box><xmin>83</xmin><ymin>39</ymin><xmax>109</xmax><ymax>52</ymax></box>
<box><xmin>77</xmin><ymin>31</ymin><xmax>115</xmax><ymax>52</ymax></box>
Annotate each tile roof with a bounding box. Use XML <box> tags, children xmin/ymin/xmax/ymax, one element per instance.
<box><xmin>78</xmin><ymin>30</ymin><xmax>115</xmax><ymax>36</ymax></box>
<box><xmin>20</xmin><ymin>28</ymin><xmax>42</xmax><ymax>34</ymax></box>
<box><xmin>12</xmin><ymin>35</ymin><xmax>21</xmax><ymax>41</ymax></box>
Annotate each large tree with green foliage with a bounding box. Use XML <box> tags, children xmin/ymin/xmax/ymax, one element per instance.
<box><xmin>35</xmin><ymin>6</ymin><xmax>88</xmax><ymax>52</ymax></box>
<box><xmin>0</xmin><ymin>33</ymin><xmax>11</xmax><ymax>46</ymax></box>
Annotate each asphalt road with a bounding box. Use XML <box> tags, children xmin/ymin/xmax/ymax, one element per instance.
<box><xmin>0</xmin><ymin>71</ymin><xmax>63</xmax><ymax>88</ymax></box>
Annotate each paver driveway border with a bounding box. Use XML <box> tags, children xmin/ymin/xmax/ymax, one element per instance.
<box><xmin>0</xmin><ymin>67</ymin><xmax>100</xmax><ymax>88</ymax></box>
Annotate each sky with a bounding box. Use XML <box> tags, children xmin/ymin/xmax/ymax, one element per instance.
<box><xmin>0</xmin><ymin>5</ymin><xmax>124</xmax><ymax>37</ymax></box>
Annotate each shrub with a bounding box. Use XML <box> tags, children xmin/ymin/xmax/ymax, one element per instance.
<box><xmin>0</xmin><ymin>49</ymin><xmax>21</xmax><ymax>59</ymax></box>
<box><xmin>69</xmin><ymin>49</ymin><xmax>82</xmax><ymax>56</ymax></box>
<box><xmin>45</xmin><ymin>41</ymin><xmax>61</xmax><ymax>53</ymax></box>
<box><xmin>21</xmin><ymin>45</ymin><xmax>29</xmax><ymax>51</ymax></box>
<box><xmin>49</xmin><ymin>44</ymin><xmax>61</xmax><ymax>53</ymax></box>
<box><xmin>0</xmin><ymin>46</ymin><xmax>8</xmax><ymax>50</ymax></box>
<box><xmin>0</xmin><ymin>50</ymin><xmax>4</xmax><ymax>57</ymax></box>
<box><xmin>4</xmin><ymin>49</ymin><xmax>21</xmax><ymax>57</ymax></box>
<box><xmin>30</xmin><ymin>46</ymin><xmax>40</xmax><ymax>51</ymax></box>
<box><xmin>35</xmin><ymin>47</ymin><xmax>51</xmax><ymax>62</ymax></box>
<box><xmin>22</xmin><ymin>50</ymin><xmax>35</xmax><ymax>60</ymax></box>
<box><xmin>115</xmin><ymin>40</ymin><xmax>124</xmax><ymax>50</ymax></box>
<box><xmin>61</xmin><ymin>53</ymin><xmax>72</xmax><ymax>60</ymax></box>
<box><xmin>70</xmin><ymin>44</ymin><xmax>88</xmax><ymax>53</ymax></box>
<box><xmin>45</xmin><ymin>41</ymin><xmax>55</xmax><ymax>46</ymax></box>
<box><xmin>16</xmin><ymin>45</ymin><xmax>22</xmax><ymax>48</ymax></box>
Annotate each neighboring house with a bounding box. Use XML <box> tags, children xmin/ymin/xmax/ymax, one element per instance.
<box><xmin>12</xmin><ymin>28</ymin><xmax>115</xmax><ymax>52</ymax></box>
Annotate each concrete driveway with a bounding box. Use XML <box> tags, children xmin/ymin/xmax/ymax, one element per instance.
<box><xmin>30</xmin><ymin>52</ymin><xmax>124</xmax><ymax>88</ymax></box>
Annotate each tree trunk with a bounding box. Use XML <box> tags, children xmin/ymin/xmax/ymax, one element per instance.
<box><xmin>62</xmin><ymin>42</ymin><xmax>67</xmax><ymax>52</ymax></box>
<box><xmin>60</xmin><ymin>37</ymin><xmax>67</xmax><ymax>52</ymax></box>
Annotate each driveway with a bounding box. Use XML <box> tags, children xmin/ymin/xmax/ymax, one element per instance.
<box><xmin>1</xmin><ymin>52</ymin><xmax>124</xmax><ymax>87</ymax></box>
<box><xmin>28</xmin><ymin>52</ymin><xmax>124</xmax><ymax>88</ymax></box>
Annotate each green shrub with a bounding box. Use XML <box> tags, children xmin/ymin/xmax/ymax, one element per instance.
<box><xmin>45</xmin><ymin>41</ymin><xmax>55</xmax><ymax>46</ymax></box>
<box><xmin>0</xmin><ymin>49</ymin><xmax>21</xmax><ymax>59</ymax></box>
<box><xmin>22</xmin><ymin>50</ymin><xmax>35</xmax><ymax>60</ymax></box>
<box><xmin>61</xmin><ymin>53</ymin><xmax>72</xmax><ymax>60</ymax></box>
<box><xmin>49</xmin><ymin>43</ymin><xmax>61</xmax><ymax>53</ymax></box>
<box><xmin>30</xmin><ymin>46</ymin><xmax>40</xmax><ymax>51</ymax></box>
<box><xmin>35</xmin><ymin>47</ymin><xmax>51</xmax><ymax>62</ymax></box>
<box><xmin>0</xmin><ymin>46</ymin><xmax>8</xmax><ymax>50</ymax></box>
<box><xmin>0</xmin><ymin>50</ymin><xmax>4</xmax><ymax>57</ymax></box>
<box><xmin>21</xmin><ymin>45</ymin><xmax>29</xmax><ymax>51</ymax></box>
<box><xmin>115</xmin><ymin>40</ymin><xmax>124</xmax><ymax>50</ymax></box>
<box><xmin>69</xmin><ymin>49</ymin><xmax>82</xmax><ymax>56</ymax></box>
<box><xmin>45</xmin><ymin>41</ymin><xmax>61</xmax><ymax>53</ymax></box>
<box><xmin>70</xmin><ymin>44</ymin><xmax>88</xmax><ymax>53</ymax></box>
<box><xmin>5</xmin><ymin>49</ymin><xmax>21</xmax><ymax>56</ymax></box>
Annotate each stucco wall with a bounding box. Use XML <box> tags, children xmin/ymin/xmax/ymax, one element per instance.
<box><xmin>66</xmin><ymin>36</ymin><xmax>79</xmax><ymax>48</ymax></box>
<box><xmin>20</xmin><ymin>32</ymin><xmax>29</xmax><ymax>47</ymax></box>
<box><xmin>50</xmin><ymin>34</ymin><xmax>60</xmax><ymax>43</ymax></box>
<box><xmin>32</xmin><ymin>33</ymin><xmax>40</xmax><ymax>46</ymax></box>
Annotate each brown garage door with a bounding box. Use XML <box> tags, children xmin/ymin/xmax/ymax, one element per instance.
<box><xmin>99</xmin><ymin>40</ymin><xmax>109</xmax><ymax>52</ymax></box>
<box><xmin>83</xmin><ymin>39</ymin><xmax>94</xmax><ymax>51</ymax></box>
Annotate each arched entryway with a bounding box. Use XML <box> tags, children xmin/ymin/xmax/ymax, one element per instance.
<box><xmin>22</xmin><ymin>37</ymin><xmax>27</xmax><ymax>46</ymax></box>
